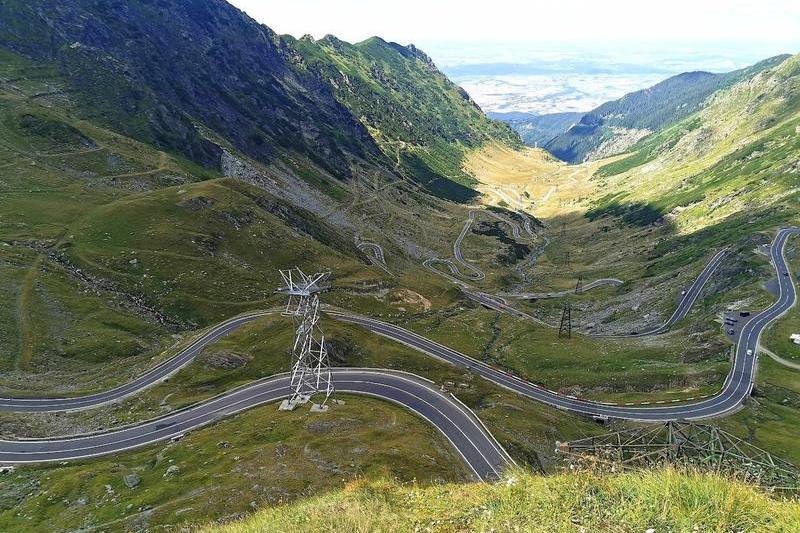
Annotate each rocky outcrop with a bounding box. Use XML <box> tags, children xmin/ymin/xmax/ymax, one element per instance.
<box><xmin>585</xmin><ymin>127</ymin><xmax>652</xmax><ymax>161</ymax></box>
<box><xmin>200</xmin><ymin>351</ymin><xmax>248</xmax><ymax>370</ymax></box>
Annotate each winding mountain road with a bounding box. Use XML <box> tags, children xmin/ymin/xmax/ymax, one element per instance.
<box><xmin>461</xmin><ymin>291</ymin><xmax>552</xmax><ymax>327</ymax></box>
<box><xmin>451</xmin><ymin>210</ymin><xmax>487</xmax><ymax>281</ymax></box>
<box><xmin>465</xmin><ymin>247</ymin><xmax>727</xmax><ymax>338</ymax></box>
<box><xmin>0</xmin><ymin>228</ymin><xmax>796</xmax><ymax>480</ymax></box>
<box><xmin>332</xmin><ymin>228</ymin><xmax>797</xmax><ymax>421</ymax></box>
<box><xmin>427</xmin><ymin>208</ymin><xmax>537</xmax><ymax>283</ymax></box>
<box><xmin>505</xmin><ymin>277</ymin><xmax>624</xmax><ymax>300</ymax></box>
<box><xmin>0</xmin><ymin>369</ymin><xmax>513</xmax><ymax>480</ymax></box>
<box><xmin>426</xmin><ymin>208</ymin><xmax>621</xmax><ymax>300</ymax></box>
<box><xmin>357</xmin><ymin>241</ymin><xmax>391</xmax><ymax>274</ymax></box>
<box><xmin>426</xmin><ymin>204</ymin><xmax>727</xmax><ymax>339</ymax></box>
<box><xmin>423</xmin><ymin>258</ymin><xmax>472</xmax><ymax>287</ymax></box>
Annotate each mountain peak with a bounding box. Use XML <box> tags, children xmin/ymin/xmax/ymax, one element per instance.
<box><xmin>406</xmin><ymin>43</ymin><xmax>435</xmax><ymax>65</ymax></box>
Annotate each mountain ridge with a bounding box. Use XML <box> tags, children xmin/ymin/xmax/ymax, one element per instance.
<box><xmin>491</xmin><ymin>54</ymin><xmax>792</xmax><ymax>162</ymax></box>
<box><xmin>284</xmin><ymin>31</ymin><xmax>520</xmax><ymax>201</ymax></box>
<box><xmin>0</xmin><ymin>0</ymin><xmax>518</xmax><ymax>201</ymax></box>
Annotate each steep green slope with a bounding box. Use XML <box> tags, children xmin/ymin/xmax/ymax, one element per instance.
<box><xmin>586</xmin><ymin>54</ymin><xmax>800</xmax><ymax>253</ymax></box>
<box><xmin>545</xmin><ymin>55</ymin><xmax>790</xmax><ymax>163</ymax></box>
<box><xmin>207</xmin><ymin>468</ymin><xmax>800</xmax><ymax>532</ymax></box>
<box><xmin>0</xmin><ymin>49</ymin><xmax>199</xmax><ymax>377</ymax></box>
<box><xmin>0</xmin><ymin>0</ymin><xmax>386</xmax><ymax>177</ymax></box>
<box><xmin>284</xmin><ymin>34</ymin><xmax>520</xmax><ymax>201</ymax></box>
<box><xmin>0</xmin><ymin>1</ymin><xmax>519</xmax><ymax>203</ymax></box>
<box><xmin>0</xmin><ymin>46</ymin><xmax>397</xmax><ymax>391</ymax></box>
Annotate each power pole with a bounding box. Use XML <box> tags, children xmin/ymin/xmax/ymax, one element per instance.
<box><xmin>555</xmin><ymin>421</ymin><xmax>800</xmax><ymax>488</ymax></box>
<box><xmin>559</xmin><ymin>301</ymin><xmax>572</xmax><ymax>339</ymax></box>
<box><xmin>575</xmin><ymin>275</ymin><xmax>583</xmax><ymax>294</ymax></box>
<box><xmin>564</xmin><ymin>251</ymin><xmax>571</xmax><ymax>270</ymax></box>
<box><xmin>277</xmin><ymin>268</ymin><xmax>333</xmax><ymax>412</ymax></box>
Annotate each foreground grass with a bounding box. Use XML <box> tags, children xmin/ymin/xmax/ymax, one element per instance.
<box><xmin>205</xmin><ymin>468</ymin><xmax>800</xmax><ymax>533</ymax></box>
<box><xmin>0</xmin><ymin>397</ymin><xmax>469</xmax><ymax>532</ymax></box>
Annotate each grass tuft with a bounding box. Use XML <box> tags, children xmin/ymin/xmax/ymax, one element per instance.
<box><xmin>204</xmin><ymin>467</ymin><xmax>800</xmax><ymax>533</ymax></box>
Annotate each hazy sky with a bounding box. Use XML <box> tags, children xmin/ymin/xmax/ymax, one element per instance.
<box><xmin>227</xmin><ymin>1</ymin><xmax>799</xmax><ymax>114</ymax></box>
<box><xmin>228</xmin><ymin>0</ymin><xmax>800</xmax><ymax>49</ymax></box>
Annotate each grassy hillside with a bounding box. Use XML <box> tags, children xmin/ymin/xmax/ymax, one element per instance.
<box><xmin>0</xmin><ymin>396</ymin><xmax>471</xmax><ymax>532</ymax></box>
<box><xmin>206</xmin><ymin>468</ymin><xmax>800</xmax><ymax>532</ymax></box>
<box><xmin>590</xmin><ymin>53</ymin><xmax>800</xmax><ymax>238</ymax></box>
<box><xmin>0</xmin><ymin>6</ymin><xmax>514</xmax><ymax>391</ymax></box>
<box><xmin>545</xmin><ymin>55</ymin><xmax>790</xmax><ymax>163</ymax></box>
<box><xmin>469</xmin><ymin>55</ymin><xmax>800</xmax><ymax>292</ymax></box>
<box><xmin>0</xmin><ymin>44</ymin><xmax>402</xmax><ymax>392</ymax></box>
<box><xmin>285</xmin><ymin>34</ymin><xmax>520</xmax><ymax>201</ymax></box>
<box><xmin>0</xmin><ymin>48</ymin><xmax>200</xmax><ymax>380</ymax></box>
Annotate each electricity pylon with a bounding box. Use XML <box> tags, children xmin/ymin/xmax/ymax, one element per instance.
<box><xmin>558</xmin><ymin>300</ymin><xmax>572</xmax><ymax>339</ymax></box>
<box><xmin>575</xmin><ymin>275</ymin><xmax>583</xmax><ymax>294</ymax></box>
<box><xmin>556</xmin><ymin>421</ymin><xmax>800</xmax><ymax>489</ymax></box>
<box><xmin>277</xmin><ymin>268</ymin><xmax>333</xmax><ymax>412</ymax></box>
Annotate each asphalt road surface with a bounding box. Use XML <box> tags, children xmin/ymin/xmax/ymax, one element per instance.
<box><xmin>462</xmin><ymin>290</ymin><xmax>552</xmax><ymax>327</ymax></box>
<box><xmin>357</xmin><ymin>241</ymin><xmax>390</xmax><ymax>274</ymax></box>
<box><xmin>0</xmin><ymin>369</ymin><xmax>512</xmax><ymax>480</ymax></box>
<box><xmin>423</xmin><ymin>257</ymin><xmax>473</xmax><ymax>287</ymax></box>
<box><xmin>505</xmin><ymin>277</ymin><xmax>624</xmax><ymax>300</ymax></box>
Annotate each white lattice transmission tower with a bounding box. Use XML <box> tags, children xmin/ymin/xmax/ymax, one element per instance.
<box><xmin>277</xmin><ymin>268</ymin><xmax>333</xmax><ymax>412</ymax></box>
